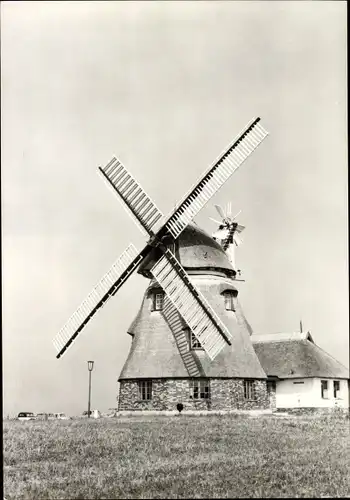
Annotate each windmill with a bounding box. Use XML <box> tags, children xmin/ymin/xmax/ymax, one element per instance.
<box><xmin>210</xmin><ymin>203</ymin><xmax>245</xmax><ymax>272</ymax></box>
<box><xmin>53</xmin><ymin>117</ymin><xmax>268</xmax><ymax>362</ymax></box>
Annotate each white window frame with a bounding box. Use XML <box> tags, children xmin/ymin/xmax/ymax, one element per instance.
<box><xmin>244</xmin><ymin>380</ymin><xmax>257</xmax><ymax>400</ymax></box>
<box><xmin>138</xmin><ymin>380</ymin><xmax>152</xmax><ymax>400</ymax></box>
<box><xmin>189</xmin><ymin>379</ymin><xmax>210</xmax><ymax>399</ymax></box>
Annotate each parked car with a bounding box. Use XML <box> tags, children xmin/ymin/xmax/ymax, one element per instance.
<box><xmin>54</xmin><ymin>413</ymin><xmax>70</xmax><ymax>420</ymax></box>
<box><xmin>17</xmin><ymin>412</ymin><xmax>36</xmax><ymax>421</ymax></box>
<box><xmin>36</xmin><ymin>413</ymin><xmax>47</xmax><ymax>420</ymax></box>
<box><xmin>36</xmin><ymin>413</ymin><xmax>56</xmax><ymax>420</ymax></box>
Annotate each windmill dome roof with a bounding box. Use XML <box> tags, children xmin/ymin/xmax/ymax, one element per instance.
<box><xmin>138</xmin><ymin>222</ymin><xmax>235</xmax><ymax>277</ymax></box>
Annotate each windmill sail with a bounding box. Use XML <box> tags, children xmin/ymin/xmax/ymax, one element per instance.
<box><xmin>164</xmin><ymin>118</ymin><xmax>268</xmax><ymax>239</ymax></box>
<box><xmin>151</xmin><ymin>250</ymin><xmax>232</xmax><ymax>360</ymax></box>
<box><xmin>53</xmin><ymin>244</ymin><xmax>145</xmax><ymax>359</ymax></box>
<box><xmin>215</xmin><ymin>204</ymin><xmax>226</xmax><ymax>220</ymax></box>
<box><xmin>233</xmin><ymin>233</ymin><xmax>244</xmax><ymax>246</ymax></box>
<box><xmin>99</xmin><ymin>158</ymin><xmax>163</xmax><ymax>235</ymax></box>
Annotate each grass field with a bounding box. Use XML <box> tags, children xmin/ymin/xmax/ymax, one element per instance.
<box><xmin>3</xmin><ymin>413</ymin><xmax>350</xmax><ymax>499</ymax></box>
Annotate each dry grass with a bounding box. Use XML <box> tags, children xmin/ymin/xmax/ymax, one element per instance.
<box><xmin>3</xmin><ymin>414</ymin><xmax>350</xmax><ymax>499</ymax></box>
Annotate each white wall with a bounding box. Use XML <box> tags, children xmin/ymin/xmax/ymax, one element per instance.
<box><xmin>276</xmin><ymin>378</ymin><xmax>349</xmax><ymax>409</ymax></box>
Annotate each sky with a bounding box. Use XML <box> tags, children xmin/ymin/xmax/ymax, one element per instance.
<box><xmin>2</xmin><ymin>1</ymin><xmax>348</xmax><ymax>417</ymax></box>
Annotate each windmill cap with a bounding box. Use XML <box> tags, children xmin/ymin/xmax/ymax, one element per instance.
<box><xmin>138</xmin><ymin>223</ymin><xmax>235</xmax><ymax>277</ymax></box>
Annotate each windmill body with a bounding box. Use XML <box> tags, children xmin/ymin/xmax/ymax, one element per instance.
<box><xmin>118</xmin><ymin>223</ymin><xmax>269</xmax><ymax>411</ymax></box>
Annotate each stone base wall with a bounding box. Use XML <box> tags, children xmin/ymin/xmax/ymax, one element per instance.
<box><xmin>118</xmin><ymin>378</ymin><xmax>270</xmax><ymax>411</ymax></box>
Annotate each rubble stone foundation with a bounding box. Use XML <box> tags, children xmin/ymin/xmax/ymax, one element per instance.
<box><xmin>118</xmin><ymin>378</ymin><xmax>270</xmax><ymax>411</ymax></box>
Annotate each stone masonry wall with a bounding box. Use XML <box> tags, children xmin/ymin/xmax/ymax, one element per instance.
<box><xmin>118</xmin><ymin>378</ymin><xmax>270</xmax><ymax>411</ymax></box>
<box><xmin>210</xmin><ymin>379</ymin><xmax>269</xmax><ymax>410</ymax></box>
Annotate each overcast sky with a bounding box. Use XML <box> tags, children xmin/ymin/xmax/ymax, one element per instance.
<box><xmin>2</xmin><ymin>1</ymin><xmax>347</xmax><ymax>417</ymax></box>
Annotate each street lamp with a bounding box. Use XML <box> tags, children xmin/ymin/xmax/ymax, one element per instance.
<box><xmin>87</xmin><ymin>361</ymin><xmax>94</xmax><ymax>418</ymax></box>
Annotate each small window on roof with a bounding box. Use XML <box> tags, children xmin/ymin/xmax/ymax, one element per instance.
<box><xmin>152</xmin><ymin>293</ymin><xmax>164</xmax><ymax>311</ymax></box>
<box><xmin>224</xmin><ymin>291</ymin><xmax>236</xmax><ymax>311</ymax></box>
<box><xmin>190</xmin><ymin>330</ymin><xmax>203</xmax><ymax>350</ymax></box>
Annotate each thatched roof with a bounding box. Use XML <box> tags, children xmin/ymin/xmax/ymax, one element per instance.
<box><xmin>252</xmin><ymin>333</ymin><xmax>349</xmax><ymax>379</ymax></box>
<box><xmin>119</xmin><ymin>275</ymin><xmax>266</xmax><ymax>380</ymax></box>
<box><xmin>138</xmin><ymin>222</ymin><xmax>235</xmax><ymax>278</ymax></box>
<box><xmin>119</xmin><ymin>291</ymin><xmax>188</xmax><ymax>379</ymax></box>
<box><xmin>190</xmin><ymin>276</ymin><xmax>266</xmax><ymax>378</ymax></box>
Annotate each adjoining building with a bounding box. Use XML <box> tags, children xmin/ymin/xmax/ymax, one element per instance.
<box><xmin>252</xmin><ymin>331</ymin><xmax>349</xmax><ymax>412</ymax></box>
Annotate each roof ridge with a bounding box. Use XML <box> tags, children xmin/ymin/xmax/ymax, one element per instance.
<box><xmin>253</xmin><ymin>331</ymin><xmax>307</xmax><ymax>336</ymax></box>
<box><xmin>251</xmin><ymin>332</ymin><xmax>311</xmax><ymax>343</ymax></box>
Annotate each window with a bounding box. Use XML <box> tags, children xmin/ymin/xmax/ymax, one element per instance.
<box><xmin>190</xmin><ymin>331</ymin><xmax>203</xmax><ymax>350</ymax></box>
<box><xmin>244</xmin><ymin>380</ymin><xmax>257</xmax><ymax>400</ymax></box>
<box><xmin>189</xmin><ymin>379</ymin><xmax>210</xmax><ymax>399</ymax></box>
<box><xmin>153</xmin><ymin>293</ymin><xmax>164</xmax><ymax>311</ymax></box>
<box><xmin>224</xmin><ymin>291</ymin><xmax>236</xmax><ymax>311</ymax></box>
<box><xmin>293</xmin><ymin>381</ymin><xmax>305</xmax><ymax>385</ymax></box>
<box><xmin>321</xmin><ymin>380</ymin><xmax>328</xmax><ymax>399</ymax></box>
<box><xmin>138</xmin><ymin>380</ymin><xmax>152</xmax><ymax>400</ymax></box>
<box><xmin>333</xmin><ymin>381</ymin><xmax>340</xmax><ymax>399</ymax></box>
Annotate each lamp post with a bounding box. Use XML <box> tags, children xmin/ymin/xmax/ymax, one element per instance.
<box><xmin>87</xmin><ymin>361</ymin><xmax>94</xmax><ymax>418</ymax></box>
